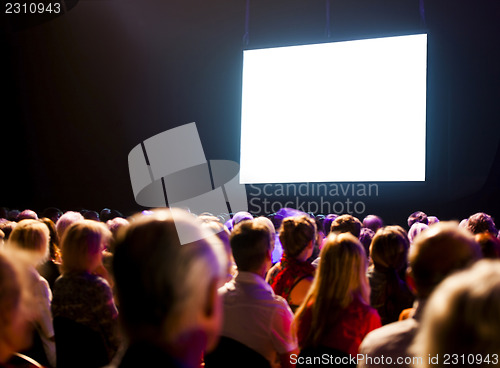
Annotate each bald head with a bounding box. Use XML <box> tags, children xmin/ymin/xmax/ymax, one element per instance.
<box><xmin>409</xmin><ymin>222</ymin><xmax>481</xmax><ymax>299</ymax></box>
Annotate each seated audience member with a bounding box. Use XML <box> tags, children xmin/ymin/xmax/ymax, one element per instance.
<box><xmin>41</xmin><ymin>208</ymin><xmax>62</xmax><ymax>225</ymax></box>
<box><xmin>208</xmin><ymin>220</ymin><xmax>298</xmax><ymax>368</ymax></box>
<box><xmin>407</xmin><ymin>211</ymin><xmax>428</xmax><ymax>228</ymax></box>
<box><xmin>199</xmin><ymin>214</ymin><xmax>236</xmax><ymax>282</ymax></box>
<box><xmin>322</xmin><ymin>214</ymin><xmax>338</xmax><ymax>237</ymax></box>
<box><xmin>459</xmin><ymin>218</ymin><xmax>468</xmax><ymax>228</ymax></box>
<box><xmin>99</xmin><ymin>208</ymin><xmax>124</xmax><ymax>224</ymax></box>
<box><xmin>110</xmin><ymin>209</ymin><xmax>227</xmax><ymax>368</ymax></box>
<box><xmin>0</xmin><ymin>221</ymin><xmax>16</xmax><ymax>241</ymax></box>
<box><xmin>427</xmin><ymin>215</ymin><xmax>439</xmax><ymax>225</ymax></box>
<box><xmin>295</xmin><ymin>233</ymin><xmax>381</xmax><ymax>359</ymax></box>
<box><xmin>475</xmin><ymin>232</ymin><xmax>500</xmax><ymax>259</ymax></box>
<box><xmin>466</xmin><ymin>212</ymin><xmax>498</xmax><ymax>236</ymax></box>
<box><xmin>17</xmin><ymin>210</ymin><xmax>38</xmax><ymax>222</ymax></box>
<box><xmin>81</xmin><ymin>209</ymin><xmax>100</xmax><ymax>222</ymax></box>
<box><xmin>330</xmin><ymin>214</ymin><xmax>362</xmax><ymax>238</ymax></box>
<box><xmin>311</xmin><ymin>214</ymin><xmax>363</xmax><ymax>268</ymax></box>
<box><xmin>103</xmin><ymin>217</ymin><xmax>130</xmax><ymax>281</ymax></box>
<box><xmin>267</xmin><ymin>215</ymin><xmax>316</xmax><ymax>312</ymax></box>
<box><xmin>254</xmin><ymin>216</ymin><xmax>282</xmax><ymax>265</ymax></box>
<box><xmin>55</xmin><ymin>211</ymin><xmax>84</xmax><ymax>241</ymax></box>
<box><xmin>368</xmin><ymin>226</ymin><xmax>414</xmax><ymax>325</ymax></box>
<box><xmin>224</xmin><ymin>211</ymin><xmax>253</xmax><ymax>232</ymax></box>
<box><xmin>362</xmin><ymin>215</ymin><xmax>383</xmax><ymax>233</ymax></box>
<box><xmin>52</xmin><ymin>220</ymin><xmax>119</xmax><ymax>367</ymax></box>
<box><xmin>358</xmin><ymin>227</ymin><xmax>375</xmax><ymax>259</ymax></box>
<box><xmin>411</xmin><ymin>260</ymin><xmax>500</xmax><ymax>368</ymax></box>
<box><xmin>37</xmin><ymin>218</ymin><xmax>61</xmax><ymax>291</ymax></box>
<box><xmin>0</xmin><ymin>250</ymin><xmax>43</xmax><ymax>368</ymax></box>
<box><xmin>7</xmin><ymin>210</ymin><xmax>20</xmax><ymax>222</ymax></box>
<box><xmin>7</xmin><ymin>220</ymin><xmax>56</xmax><ymax>368</ymax></box>
<box><xmin>408</xmin><ymin>222</ymin><xmax>429</xmax><ymax>244</ymax></box>
<box><xmin>106</xmin><ymin>217</ymin><xmax>130</xmax><ymax>246</ymax></box>
<box><xmin>358</xmin><ymin>222</ymin><xmax>482</xmax><ymax>368</ymax></box>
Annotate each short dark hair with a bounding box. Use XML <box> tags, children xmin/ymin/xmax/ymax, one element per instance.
<box><xmin>466</xmin><ymin>212</ymin><xmax>498</xmax><ymax>236</ymax></box>
<box><xmin>230</xmin><ymin>221</ymin><xmax>271</xmax><ymax>272</ymax></box>
<box><xmin>330</xmin><ymin>214</ymin><xmax>362</xmax><ymax>238</ymax></box>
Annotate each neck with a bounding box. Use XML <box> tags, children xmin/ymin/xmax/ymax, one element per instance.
<box><xmin>168</xmin><ymin>328</ymin><xmax>207</xmax><ymax>368</ymax></box>
<box><xmin>0</xmin><ymin>342</ymin><xmax>13</xmax><ymax>365</ymax></box>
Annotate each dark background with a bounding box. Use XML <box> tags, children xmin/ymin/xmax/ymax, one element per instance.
<box><xmin>1</xmin><ymin>0</ymin><xmax>499</xmax><ymax>227</ymax></box>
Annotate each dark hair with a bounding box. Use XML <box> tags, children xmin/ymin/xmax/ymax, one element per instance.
<box><xmin>466</xmin><ymin>212</ymin><xmax>498</xmax><ymax>236</ymax></box>
<box><xmin>330</xmin><ymin>214</ymin><xmax>362</xmax><ymax>238</ymax></box>
<box><xmin>370</xmin><ymin>226</ymin><xmax>409</xmax><ymax>272</ymax></box>
<box><xmin>279</xmin><ymin>215</ymin><xmax>316</xmax><ymax>258</ymax></box>
<box><xmin>230</xmin><ymin>221</ymin><xmax>271</xmax><ymax>272</ymax></box>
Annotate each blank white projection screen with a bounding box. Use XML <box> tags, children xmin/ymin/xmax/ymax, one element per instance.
<box><xmin>240</xmin><ymin>34</ymin><xmax>427</xmax><ymax>184</ymax></box>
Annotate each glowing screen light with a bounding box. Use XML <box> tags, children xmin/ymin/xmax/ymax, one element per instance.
<box><xmin>240</xmin><ymin>34</ymin><xmax>427</xmax><ymax>183</ymax></box>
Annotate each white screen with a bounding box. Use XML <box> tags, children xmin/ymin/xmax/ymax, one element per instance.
<box><xmin>240</xmin><ymin>34</ymin><xmax>427</xmax><ymax>183</ymax></box>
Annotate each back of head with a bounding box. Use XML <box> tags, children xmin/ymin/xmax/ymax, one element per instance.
<box><xmin>330</xmin><ymin>214</ymin><xmax>362</xmax><ymax>238</ymax></box>
<box><xmin>359</xmin><ymin>228</ymin><xmax>375</xmax><ymax>257</ymax></box>
<box><xmin>322</xmin><ymin>214</ymin><xmax>338</xmax><ymax>236</ymax></box>
<box><xmin>42</xmin><ymin>207</ymin><xmax>62</xmax><ymax>224</ymax></box>
<box><xmin>409</xmin><ymin>222</ymin><xmax>481</xmax><ymax>299</ymax></box>
<box><xmin>370</xmin><ymin>226</ymin><xmax>409</xmax><ymax>271</ymax></box>
<box><xmin>61</xmin><ymin>220</ymin><xmax>111</xmax><ymax>273</ymax></box>
<box><xmin>56</xmin><ymin>211</ymin><xmax>84</xmax><ymax>240</ymax></box>
<box><xmin>466</xmin><ymin>212</ymin><xmax>498</xmax><ymax>236</ymax></box>
<box><xmin>232</xmin><ymin>211</ymin><xmax>253</xmax><ymax>228</ymax></box>
<box><xmin>7</xmin><ymin>219</ymin><xmax>49</xmax><ymax>265</ymax></box>
<box><xmin>16</xmin><ymin>209</ymin><xmax>38</xmax><ymax>222</ymax></box>
<box><xmin>475</xmin><ymin>232</ymin><xmax>500</xmax><ymax>259</ymax></box>
<box><xmin>279</xmin><ymin>215</ymin><xmax>316</xmax><ymax>258</ymax></box>
<box><xmin>82</xmin><ymin>210</ymin><xmax>100</xmax><ymax>222</ymax></box>
<box><xmin>363</xmin><ymin>215</ymin><xmax>383</xmax><ymax>233</ymax></box>
<box><xmin>316</xmin><ymin>232</ymin><xmax>369</xmax><ymax>306</ymax></box>
<box><xmin>408</xmin><ymin>222</ymin><xmax>429</xmax><ymax>244</ymax></box>
<box><xmin>407</xmin><ymin>211</ymin><xmax>428</xmax><ymax>228</ymax></box>
<box><xmin>413</xmin><ymin>260</ymin><xmax>500</xmax><ymax>367</ymax></box>
<box><xmin>112</xmin><ymin>208</ymin><xmax>227</xmax><ymax>346</ymax></box>
<box><xmin>230</xmin><ymin>220</ymin><xmax>271</xmax><ymax>272</ymax></box>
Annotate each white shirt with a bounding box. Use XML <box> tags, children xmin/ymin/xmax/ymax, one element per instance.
<box><xmin>219</xmin><ymin>271</ymin><xmax>297</xmax><ymax>366</ymax></box>
<box><xmin>32</xmin><ymin>268</ymin><xmax>56</xmax><ymax>368</ymax></box>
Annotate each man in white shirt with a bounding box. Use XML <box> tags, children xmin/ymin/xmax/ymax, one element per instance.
<box><xmin>218</xmin><ymin>219</ymin><xmax>298</xmax><ymax>368</ymax></box>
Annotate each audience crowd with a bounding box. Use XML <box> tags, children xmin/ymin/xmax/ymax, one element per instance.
<box><xmin>0</xmin><ymin>205</ymin><xmax>499</xmax><ymax>368</ymax></box>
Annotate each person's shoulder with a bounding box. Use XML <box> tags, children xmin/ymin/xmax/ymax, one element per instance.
<box><xmin>359</xmin><ymin>318</ymin><xmax>419</xmax><ymax>353</ymax></box>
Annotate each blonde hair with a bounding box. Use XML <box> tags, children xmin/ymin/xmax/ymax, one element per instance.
<box><xmin>61</xmin><ymin>220</ymin><xmax>111</xmax><ymax>273</ymax></box>
<box><xmin>294</xmin><ymin>232</ymin><xmax>370</xmax><ymax>348</ymax></box>
<box><xmin>279</xmin><ymin>215</ymin><xmax>316</xmax><ymax>258</ymax></box>
<box><xmin>8</xmin><ymin>219</ymin><xmax>49</xmax><ymax>265</ymax></box>
<box><xmin>412</xmin><ymin>260</ymin><xmax>500</xmax><ymax>367</ymax></box>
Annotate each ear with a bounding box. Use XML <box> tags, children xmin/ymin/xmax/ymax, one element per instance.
<box><xmin>203</xmin><ymin>278</ymin><xmax>219</xmax><ymax>318</ymax></box>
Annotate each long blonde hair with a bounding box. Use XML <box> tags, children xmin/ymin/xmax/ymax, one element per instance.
<box><xmin>294</xmin><ymin>232</ymin><xmax>370</xmax><ymax>348</ymax></box>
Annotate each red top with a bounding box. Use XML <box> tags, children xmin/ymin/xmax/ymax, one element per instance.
<box><xmin>297</xmin><ymin>297</ymin><xmax>381</xmax><ymax>357</ymax></box>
